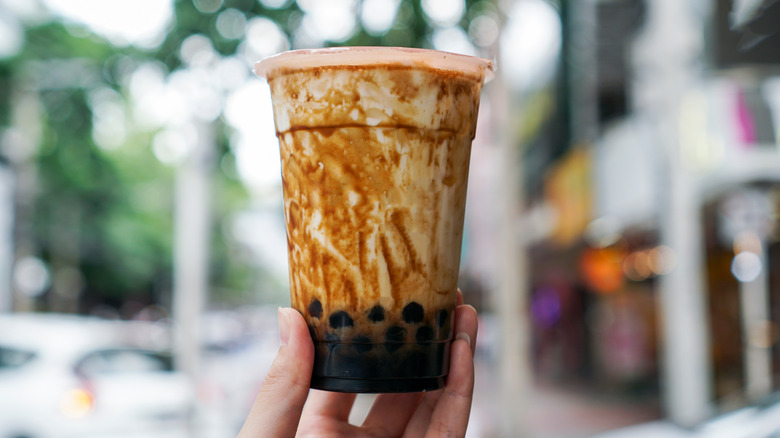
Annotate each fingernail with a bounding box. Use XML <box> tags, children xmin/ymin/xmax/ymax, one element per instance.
<box><xmin>456</xmin><ymin>332</ymin><xmax>471</xmax><ymax>348</ymax></box>
<box><xmin>278</xmin><ymin>307</ymin><xmax>291</xmax><ymax>346</ymax></box>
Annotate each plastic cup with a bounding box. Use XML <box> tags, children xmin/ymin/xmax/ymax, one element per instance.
<box><xmin>255</xmin><ymin>46</ymin><xmax>493</xmax><ymax>393</ymax></box>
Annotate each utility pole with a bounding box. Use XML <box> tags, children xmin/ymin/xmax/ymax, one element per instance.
<box><xmin>172</xmin><ymin>120</ymin><xmax>213</xmax><ymax>436</ymax></box>
<box><xmin>5</xmin><ymin>88</ymin><xmax>43</xmax><ymax>313</ymax></box>
<box><xmin>633</xmin><ymin>0</ymin><xmax>713</xmax><ymax>426</ymax></box>
<box><xmin>491</xmin><ymin>0</ymin><xmax>532</xmax><ymax>435</ymax></box>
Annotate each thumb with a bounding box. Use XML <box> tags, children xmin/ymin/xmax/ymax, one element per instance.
<box><xmin>238</xmin><ymin>307</ymin><xmax>314</xmax><ymax>438</ymax></box>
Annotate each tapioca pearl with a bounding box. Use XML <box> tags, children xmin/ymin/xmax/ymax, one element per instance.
<box><xmin>324</xmin><ymin>333</ymin><xmax>341</xmax><ymax>343</ymax></box>
<box><xmin>352</xmin><ymin>335</ymin><xmax>373</xmax><ymax>353</ymax></box>
<box><xmin>308</xmin><ymin>299</ymin><xmax>323</xmax><ymax>319</ymax></box>
<box><xmin>327</xmin><ymin>344</ymin><xmax>360</xmax><ymax>375</ymax></box>
<box><xmin>385</xmin><ymin>325</ymin><xmax>406</xmax><ymax>353</ymax></box>
<box><xmin>436</xmin><ymin>309</ymin><xmax>448</xmax><ymax>328</ymax></box>
<box><xmin>385</xmin><ymin>325</ymin><xmax>406</xmax><ymax>342</ymax></box>
<box><xmin>416</xmin><ymin>325</ymin><xmax>434</xmax><ymax>343</ymax></box>
<box><xmin>402</xmin><ymin>302</ymin><xmax>424</xmax><ymax>324</ymax></box>
<box><xmin>329</xmin><ymin>310</ymin><xmax>354</xmax><ymax>329</ymax></box>
<box><xmin>367</xmin><ymin>305</ymin><xmax>385</xmax><ymax>323</ymax></box>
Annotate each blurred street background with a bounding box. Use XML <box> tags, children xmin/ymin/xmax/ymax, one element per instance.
<box><xmin>0</xmin><ymin>0</ymin><xmax>779</xmax><ymax>437</ymax></box>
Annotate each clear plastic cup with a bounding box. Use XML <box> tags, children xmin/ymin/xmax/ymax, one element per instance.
<box><xmin>256</xmin><ymin>47</ymin><xmax>493</xmax><ymax>392</ymax></box>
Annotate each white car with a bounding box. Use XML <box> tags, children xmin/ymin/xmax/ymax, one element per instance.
<box><xmin>0</xmin><ymin>313</ymin><xmax>195</xmax><ymax>438</ymax></box>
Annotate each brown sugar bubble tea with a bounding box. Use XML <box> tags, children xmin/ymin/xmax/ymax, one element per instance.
<box><xmin>255</xmin><ymin>47</ymin><xmax>493</xmax><ymax>393</ymax></box>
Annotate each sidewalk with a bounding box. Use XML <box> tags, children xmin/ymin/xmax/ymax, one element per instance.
<box><xmin>470</xmin><ymin>360</ymin><xmax>662</xmax><ymax>438</ymax></box>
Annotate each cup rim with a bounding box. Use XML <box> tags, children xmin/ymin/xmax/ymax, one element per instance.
<box><xmin>254</xmin><ymin>46</ymin><xmax>495</xmax><ymax>83</ymax></box>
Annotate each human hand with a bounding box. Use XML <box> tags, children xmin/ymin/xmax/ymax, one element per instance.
<box><xmin>238</xmin><ymin>292</ymin><xmax>479</xmax><ymax>438</ymax></box>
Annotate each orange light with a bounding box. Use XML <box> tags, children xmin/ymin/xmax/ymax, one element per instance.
<box><xmin>581</xmin><ymin>247</ymin><xmax>625</xmax><ymax>294</ymax></box>
<box><xmin>59</xmin><ymin>388</ymin><xmax>94</xmax><ymax>418</ymax></box>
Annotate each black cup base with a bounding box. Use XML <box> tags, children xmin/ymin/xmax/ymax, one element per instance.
<box><xmin>311</xmin><ymin>375</ymin><xmax>446</xmax><ymax>393</ymax></box>
<box><xmin>310</xmin><ymin>339</ymin><xmax>451</xmax><ymax>393</ymax></box>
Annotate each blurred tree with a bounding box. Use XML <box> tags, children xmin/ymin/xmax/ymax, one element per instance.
<box><xmin>0</xmin><ymin>0</ymin><xmax>496</xmax><ymax>315</ymax></box>
<box><xmin>2</xmin><ymin>22</ymin><xmax>178</xmax><ymax>313</ymax></box>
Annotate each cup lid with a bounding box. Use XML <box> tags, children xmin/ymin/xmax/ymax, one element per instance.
<box><xmin>255</xmin><ymin>46</ymin><xmax>495</xmax><ymax>83</ymax></box>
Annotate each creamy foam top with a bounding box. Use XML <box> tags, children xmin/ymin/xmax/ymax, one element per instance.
<box><xmin>255</xmin><ymin>47</ymin><xmax>495</xmax><ymax>83</ymax></box>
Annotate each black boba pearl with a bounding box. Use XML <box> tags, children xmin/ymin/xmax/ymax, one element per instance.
<box><xmin>324</xmin><ymin>333</ymin><xmax>341</xmax><ymax>343</ymax></box>
<box><xmin>416</xmin><ymin>325</ymin><xmax>434</xmax><ymax>343</ymax></box>
<box><xmin>436</xmin><ymin>309</ymin><xmax>448</xmax><ymax>328</ymax></box>
<box><xmin>402</xmin><ymin>302</ymin><xmax>424</xmax><ymax>324</ymax></box>
<box><xmin>385</xmin><ymin>325</ymin><xmax>406</xmax><ymax>353</ymax></box>
<box><xmin>329</xmin><ymin>311</ymin><xmax>354</xmax><ymax>329</ymax></box>
<box><xmin>385</xmin><ymin>325</ymin><xmax>406</xmax><ymax>342</ymax></box>
<box><xmin>367</xmin><ymin>305</ymin><xmax>385</xmax><ymax>322</ymax></box>
<box><xmin>308</xmin><ymin>299</ymin><xmax>323</xmax><ymax>319</ymax></box>
<box><xmin>352</xmin><ymin>335</ymin><xmax>373</xmax><ymax>353</ymax></box>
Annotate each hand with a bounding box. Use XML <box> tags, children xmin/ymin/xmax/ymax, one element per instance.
<box><xmin>238</xmin><ymin>293</ymin><xmax>479</xmax><ymax>438</ymax></box>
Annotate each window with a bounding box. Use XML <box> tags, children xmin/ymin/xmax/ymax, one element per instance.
<box><xmin>76</xmin><ymin>349</ymin><xmax>173</xmax><ymax>376</ymax></box>
<box><xmin>0</xmin><ymin>346</ymin><xmax>36</xmax><ymax>369</ymax></box>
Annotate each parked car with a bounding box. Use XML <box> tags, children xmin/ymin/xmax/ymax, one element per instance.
<box><xmin>0</xmin><ymin>313</ymin><xmax>194</xmax><ymax>438</ymax></box>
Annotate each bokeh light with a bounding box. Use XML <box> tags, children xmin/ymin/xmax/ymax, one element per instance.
<box><xmin>152</xmin><ymin>126</ymin><xmax>195</xmax><ymax>166</ymax></box>
<box><xmin>13</xmin><ymin>256</ymin><xmax>50</xmax><ymax>298</ymax></box>
<box><xmin>193</xmin><ymin>0</ymin><xmax>223</xmax><ymax>14</ymax></box>
<box><xmin>259</xmin><ymin>0</ymin><xmax>292</xmax><ymax>9</ymax></box>
<box><xmin>43</xmin><ymin>0</ymin><xmax>173</xmax><ymax>47</ymax></box>
<box><xmin>179</xmin><ymin>34</ymin><xmax>218</xmax><ymax>67</ymax></box>
<box><xmin>468</xmin><ymin>14</ymin><xmax>500</xmax><ymax>48</ymax></box>
<box><xmin>216</xmin><ymin>8</ymin><xmax>248</xmax><ymax>40</ymax></box>
<box><xmin>421</xmin><ymin>0</ymin><xmax>465</xmax><ymax>27</ymax></box>
<box><xmin>500</xmin><ymin>0</ymin><xmax>561</xmax><ymax>90</ymax></box>
<box><xmin>360</xmin><ymin>0</ymin><xmax>400</xmax><ymax>36</ymax></box>
<box><xmin>296</xmin><ymin>0</ymin><xmax>357</xmax><ymax>44</ymax></box>
<box><xmin>128</xmin><ymin>61</ymin><xmax>171</xmax><ymax>129</ymax></box>
<box><xmin>242</xmin><ymin>17</ymin><xmax>290</xmax><ymax>65</ymax></box>
<box><xmin>648</xmin><ymin>245</ymin><xmax>676</xmax><ymax>275</ymax></box>
<box><xmin>732</xmin><ymin>251</ymin><xmax>762</xmax><ymax>282</ymax></box>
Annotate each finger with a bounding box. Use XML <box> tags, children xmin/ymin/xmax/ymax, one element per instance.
<box><xmin>302</xmin><ymin>390</ymin><xmax>357</xmax><ymax>423</ymax></box>
<box><xmin>456</xmin><ymin>289</ymin><xmax>463</xmax><ymax>307</ymax></box>
<box><xmin>403</xmin><ymin>390</ymin><xmax>440</xmax><ymax>438</ymax></box>
<box><xmin>238</xmin><ymin>308</ymin><xmax>314</xmax><ymax>438</ymax></box>
<box><xmin>454</xmin><ymin>305</ymin><xmax>478</xmax><ymax>356</ymax></box>
<box><xmin>404</xmin><ymin>305</ymin><xmax>478</xmax><ymax>437</ymax></box>
<box><xmin>362</xmin><ymin>392</ymin><xmax>423</xmax><ymax>437</ymax></box>
<box><xmin>424</xmin><ymin>335</ymin><xmax>475</xmax><ymax>438</ymax></box>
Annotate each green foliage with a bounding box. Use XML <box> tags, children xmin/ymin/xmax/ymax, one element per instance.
<box><xmin>3</xmin><ymin>0</ymin><xmax>496</xmax><ymax>313</ymax></box>
<box><xmin>3</xmin><ymin>22</ymin><xmax>174</xmax><ymax>310</ymax></box>
<box><xmin>23</xmin><ymin>22</ymin><xmax>119</xmax><ymax>62</ymax></box>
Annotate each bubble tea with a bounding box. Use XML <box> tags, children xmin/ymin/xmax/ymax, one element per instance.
<box><xmin>255</xmin><ymin>47</ymin><xmax>493</xmax><ymax>392</ymax></box>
